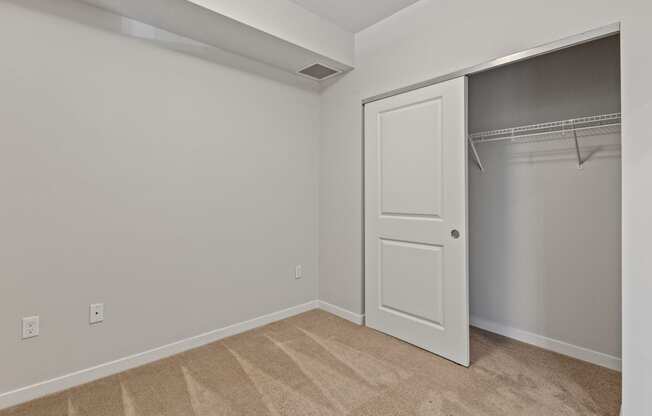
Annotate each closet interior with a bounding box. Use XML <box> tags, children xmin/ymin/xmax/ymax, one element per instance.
<box><xmin>467</xmin><ymin>35</ymin><xmax>622</xmax><ymax>370</ymax></box>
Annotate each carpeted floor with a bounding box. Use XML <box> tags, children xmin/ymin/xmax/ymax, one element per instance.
<box><xmin>1</xmin><ymin>310</ymin><xmax>621</xmax><ymax>416</ymax></box>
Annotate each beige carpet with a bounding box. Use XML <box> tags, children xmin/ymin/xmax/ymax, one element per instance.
<box><xmin>1</xmin><ymin>310</ymin><xmax>621</xmax><ymax>416</ymax></box>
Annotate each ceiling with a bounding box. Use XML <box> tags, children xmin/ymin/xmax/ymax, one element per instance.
<box><xmin>290</xmin><ymin>0</ymin><xmax>420</xmax><ymax>33</ymax></box>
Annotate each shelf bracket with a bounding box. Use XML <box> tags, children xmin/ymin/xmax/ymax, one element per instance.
<box><xmin>468</xmin><ymin>137</ymin><xmax>485</xmax><ymax>172</ymax></box>
<box><xmin>572</xmin><ymin>122</ymin><xmax>584</xmax><ymax>169</ymax></box>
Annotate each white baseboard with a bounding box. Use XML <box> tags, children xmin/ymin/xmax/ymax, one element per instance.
<box><xmin>318</xmin><ymin>300</ymin><xmax>365</xmax><ymax>325</ymax></box>
<box><xmin>470</xmin><ymin>315</ymin><xmax>621</xmax><ymax>372</ymax></box>
<box><xmin>0</xmin><ymin>304</ymin><xmax>620</xmax><ymax>410</ymax></box>
<box><xmin>0</xmin><ymin>300</ymin><xmax>319</xmax><ymax>411</ymax></box>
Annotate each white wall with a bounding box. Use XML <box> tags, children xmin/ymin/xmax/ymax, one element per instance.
<box><xmin>0</xmin><ymin>1</ymin><xmax>319</xmax><ymax>396</ymax></box>
<box><xmin>468</xmin><ymin>36</ymin><xmax>622</xmax><ymax>359</ymax></box>
<box><xmin>319</xmin><ymin>0</ymin><xmax>652</xmax><ymax>413</ymax></box>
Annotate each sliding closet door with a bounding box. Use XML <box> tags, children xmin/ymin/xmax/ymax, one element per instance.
<box><xmin>364</xmin><ymin>77</ymin><xmax>469</xmax><ymax>366</ymax></box>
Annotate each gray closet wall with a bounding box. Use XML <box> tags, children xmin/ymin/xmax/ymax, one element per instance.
<box><xmin>468</xmin><ymin>36</ymin><xmax>622</xmax><ymax>358</ymax></box>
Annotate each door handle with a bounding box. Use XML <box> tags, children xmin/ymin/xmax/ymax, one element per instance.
<box><xmin>451</xmin><ymin>229</ymin><xmax>461</xmax><ymax>239</ymax></box>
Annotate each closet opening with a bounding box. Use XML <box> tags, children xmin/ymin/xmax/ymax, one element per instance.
<box><xmin>467</xmin><ymin>32</ymin><xmax>622</xmax><ymax>383</ymax></box>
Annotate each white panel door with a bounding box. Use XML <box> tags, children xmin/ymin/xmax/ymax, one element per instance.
<box><xmin>364</xmin><ymin>77</ymin><xmax>469</xmax><ymax>366</ymax></box>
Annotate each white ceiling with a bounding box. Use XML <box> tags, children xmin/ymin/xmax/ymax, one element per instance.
<box><xmin>290</xmin><ymin>0</ymin><xmax>420</xmax><ymax>33</ymax></box>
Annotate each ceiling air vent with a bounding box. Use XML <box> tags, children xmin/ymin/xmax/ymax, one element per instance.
<box><xmin>298</xmin><ymin>63</ymin><xmax>340</xmax><ymax>80</ymax></box>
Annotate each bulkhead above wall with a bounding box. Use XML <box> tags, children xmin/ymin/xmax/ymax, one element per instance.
<box><xmin>15</xmin><ymin>0</ymin><xmax>354</xmax><ymax>88</ymax></box>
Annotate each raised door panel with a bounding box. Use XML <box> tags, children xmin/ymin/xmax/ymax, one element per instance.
<box><xmin>380</xmin><ymin>239</ymin><xmax>444</xmax><ymax>327</ymax></box>
<box><xmin>379</xmin><ymin>98</ymin><xmax>443</xmax><ymax>218</ymax></box>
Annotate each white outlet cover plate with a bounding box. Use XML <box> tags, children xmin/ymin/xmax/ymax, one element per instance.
<box><xmin>295</xmin><ymin>265</ymin><xmax>303</xmax><ymax>279</ymax></box>
<box><xmin>22</xmin><ymin>316</ymin><xmax>39</xmax><ymax>339</ymax></box>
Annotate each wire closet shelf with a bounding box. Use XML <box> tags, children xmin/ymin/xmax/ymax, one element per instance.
<box><xmin>467</xmin><ymin>112</ymin><xmax>622</xmax><ymax>171</ymax></box>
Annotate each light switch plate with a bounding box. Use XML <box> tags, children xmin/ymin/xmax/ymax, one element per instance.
<box><xmin>295</xmin><ymin>265</ymin><xmax>303</xmax><ymax>279</ymax></box>
<box><xmin>90</xmin><ymin>303</ymin><xmax>104</xmax><ymax>324</ymax></box>
<box><xmin>22</xmin><ymin>316</ymin><xmax>39</xmax><ymax>339</ymax></box>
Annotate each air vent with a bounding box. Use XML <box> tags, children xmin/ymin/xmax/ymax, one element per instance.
<box><xmin>298</xmin><ymin>63</ymin><xmax>340</xmax><ymax>80</ymax></box>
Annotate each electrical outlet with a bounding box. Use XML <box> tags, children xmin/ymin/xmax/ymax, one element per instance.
<box><xmin>22</xmin><ymin>316</ymin><xmax>39</xmax><ymax>339</ymax></box>
<box><xmin>295</xmin><ymin>265</ymin><xmax>303</xmax><ymax>279</ymax></box>
<box><xmin>89</xmin><ymin>303</ymin><xmax>104</xmax><ymax>324</ymax></box>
